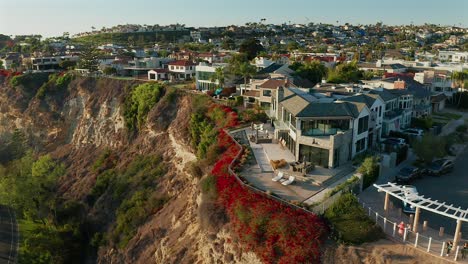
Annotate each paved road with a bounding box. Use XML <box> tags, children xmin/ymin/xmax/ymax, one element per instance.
<box><xmin>0</xmin><ymin>205</ymin><xmax>18</xmax><ymax>264</ymax></box>
<box><xmin>410</xmin><ymin>149</ymin><xmax>468</xmax><ymax>238</ymax></box>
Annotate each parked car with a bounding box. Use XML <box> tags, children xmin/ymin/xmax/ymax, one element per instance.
<box><xmin>401</xmin><ymin>185</ymin><xmax>420</xmax><ymax>214</ymax></box>
<box><xmin>404</xmin><ymin>128</ymin><xmax>424</xmax><ymax>137</ymax></box>
<box><xmin>395</xmin><ymin>166</ymin><xmax>423</xmax><ymax>184</ymax></box>
<box><xmin>387</xmin><ymin>137</ymin><xmax>407</xmax><ymax>145</ymax></box>
<box><xmin>427</xmin><ymin>159</ymin><xmax>454</xmax><ymax>176</ymax></box>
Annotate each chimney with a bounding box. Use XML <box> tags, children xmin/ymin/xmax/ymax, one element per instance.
<box><xmin>394</xmin><ymin>80</ymin><xmax>406</xmax><ymax>89</ymax></box>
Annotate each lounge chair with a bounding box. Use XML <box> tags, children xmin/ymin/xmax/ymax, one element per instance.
<box><xmin>272</xmin><ymin>171</ymin><xmax>284</xmax><ymax>182</ymax></box>
<box><xmin>281</xmin><ymin>176</ymin><xmax>295</xmax><ymax>186</ymax></box>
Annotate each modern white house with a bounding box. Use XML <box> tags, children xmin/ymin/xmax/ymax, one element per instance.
<box><xmin>31</xmin><ymin>55</ymin><xmax>80</xmax><ymax>72</ymax></box>
<box><xmin>127</xmin><ymin>57</ymin><xmax>174</xmax><ymax>70</ymax></box>
<box><xmin>195</xmin><ymin>62</ymin><xmax>228</xmax><ymax>91</ymax></box>
<box><xmin>438</xmin><ymin>51</ymin><xmax>468</xmax><ymax>63</ymax></box>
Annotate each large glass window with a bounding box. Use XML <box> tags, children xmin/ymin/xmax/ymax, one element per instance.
<box><xmin>299</xmin><ymin>145</ymin><xmax>329</xmax><ymax>167</ymax></box>
<box><xmin>356</xmin><ymin>138</ymin><xmax>366</xmax><ymax>153</ymax></box>
<box><xmin>358</xmin><ymin>116</ymin><xmax>369</xmax><ymax>134</ymax></box>
<box><xmin>262</xmin><ymin>89</ymin><xmax>272</xmax><ymax>97</ymax></box>
<box><xmin>301</xmin><ymin>119</ymin><xmax>349</xmax><ymax>136</ymax></box>
<box><xmin>197</xmin><ymin>71</ymin><xmax>215</xmax><ymax>81</ymax></box>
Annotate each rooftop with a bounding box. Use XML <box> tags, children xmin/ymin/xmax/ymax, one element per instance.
<box><xmin>259</xmin><ymin>79</ymin><xmax>289</xmax><ymax>89</ymax></box>
<box><xmin>168</xmin><ymin>60</ymin><xmax>196</xmax><ymax>66</ymax></box>
<box><xmin>281</xmin><ymin>93</ymin><xmax>360</xmax><ymax>119</ymax></box>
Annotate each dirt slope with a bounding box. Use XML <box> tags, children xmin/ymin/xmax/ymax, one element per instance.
<box><xmin>0</xmin><ymin>76</ymin><xmax>261</xmax><ymax>264</ymax></box>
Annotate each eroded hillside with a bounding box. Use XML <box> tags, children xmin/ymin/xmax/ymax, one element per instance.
<box><xmin>0</xmin><ymin>75</ymin><xmax>260</xmax><ymax>264</ymax></box>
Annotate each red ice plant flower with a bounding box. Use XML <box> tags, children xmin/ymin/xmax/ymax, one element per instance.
<box><xmin>208</xmin><ymin>103</ymin><xmax>328</xmax><ymax>263</ymax></box>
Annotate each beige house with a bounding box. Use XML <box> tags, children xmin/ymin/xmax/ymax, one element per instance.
<box><xmin>271</xmin><ymin>87</ymin><xmax>373</xmax><ymax>168</ymax></box>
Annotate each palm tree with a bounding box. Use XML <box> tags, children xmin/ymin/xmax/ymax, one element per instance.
<box><xmin>238</xmin><ymin>62</ymin><xmax>257</xmax><ymax>95</ymax></box>
<box><xmin>209</xmin><ymin>67</ymin><xmax>225</xmax><ymax>90</ymax></box>
<box><xmin>452</xmin><ymin>70</ymin><xmax>467</xmax><ymax>89</ymax></box>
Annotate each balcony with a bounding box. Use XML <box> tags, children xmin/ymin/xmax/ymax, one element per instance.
<box><xmin>301</xmin><ymin>128</ymin><xmax>346</xmax><ymax>137</ymax></box>
<box><xmin>384</xmin><ymin>109</ymin><xmax>403</xmax><ymax>121</ymax></box>
<box><xmin>297</xmin><ymin>129</ymin><xmax>352</xmax><ymax>150</ymax></box>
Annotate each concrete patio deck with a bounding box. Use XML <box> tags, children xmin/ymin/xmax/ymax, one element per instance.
<box><xmin>238</xmin><ymin>126</ymin><xmax>355</xmax><ymax>203</ymax></box>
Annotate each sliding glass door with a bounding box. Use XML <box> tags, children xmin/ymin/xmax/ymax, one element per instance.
<box><xmin>299</xmin><ymin>144</ymin><xmax>329</xmax><ymax>168</ymax></box>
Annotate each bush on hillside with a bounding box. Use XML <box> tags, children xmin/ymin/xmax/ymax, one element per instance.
<box><xmin>358</xmin><ymin>156</ymin><xmax>379</xmax><ymax>189</ymax></box>
<box><xmin>207</xmin><ymin>106</ymin><xmax>328</xmax><ymax>263</ymax></box>
<box><xmin>9</xmin><ymin>72</ymin><xmax>49</xmax><ymax>95</ymax></box>
<box><xmin>325</xmin><ymin>193</ymin><xmax>385</xmax><ymax>245</ymax></box>
<box><xmin>123</xmin><ymin>82</ymin><xmax>164</xmax><ymax>132</ymax></box>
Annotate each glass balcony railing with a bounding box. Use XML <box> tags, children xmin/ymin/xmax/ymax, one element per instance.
<box><xmin>302</xmin><ymin>128</ymin><xmax>347</xmax><ymax>137</ymax></box>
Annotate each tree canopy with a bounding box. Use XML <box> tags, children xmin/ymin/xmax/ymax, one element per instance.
<box><xmin>78</xmin><ymin>46</ymin><xmax>99</xmax><ymax>72</ymax></box>
<box><xmin>289</xmin><ymin>61</ymin><xmax>327</xmax><ymax>85</ymax></box>
<box><xmin>239</xmin><ymin>38</ymin><xmax>264</xmax><ymax>60</ymax></box>
<box><xmin>412</xmin><ymin>134</ymin><xmax>447</xmax><ymax>164</ymax></box>
<box><xmin>327</xmin><ymin>61</ymin><xmax>363</xmax><ymax>83</ymax></box>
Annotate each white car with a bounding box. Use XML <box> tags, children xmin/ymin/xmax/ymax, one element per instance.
<box><xmin>401</xmin><ymin>185</ymin><xmax>420</xmax><ymax>214</ymax></box>
<box><xmin>402</xmin><ymin>185</ymin><xmax>418</xmax><ymax>197</ymax></box>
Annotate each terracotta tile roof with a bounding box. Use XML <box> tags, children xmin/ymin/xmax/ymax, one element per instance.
<box><xmin>169</xmin><ymin>60</ymin><xmax>196</xmax><ymax>66</ymax></box>
<box><xmin>259</xmin><ymin>79</ymin><xmax>288</xmax><ymax>89</ymax></box>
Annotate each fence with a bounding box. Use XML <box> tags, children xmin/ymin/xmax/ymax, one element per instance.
<box><xmin>310</xmin><ymin>190</ymin><xmax>344</xmax><ymax>215</ymax></box>
<box><xmin>226</xmin><ymin>127</ymin><xmax>362</xmax><ymax>217</ymax></box>
<box><xmin>358</xmin><ymin>200</ymin><xmax>466</xmax><ymax>262</ymax></box>
<box><xmin>225</xmin><ymin>128</ymin><xmax>321</xmax><ymax>215</ymax></box>
<box><xmin>310</xmin><ymin>180</ymin><xmax>361</xmax><ymax>215</ymax></box>
<box><xmin>226</xmin><ymin>127</ymin><xmax>467</xmax><ymax>262</ymax></box>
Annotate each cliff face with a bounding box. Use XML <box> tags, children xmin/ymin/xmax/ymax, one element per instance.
<box><xmin>0</xmin><ymin>76</ymin><xmax>260</xmax><ymax>264</ymax></box>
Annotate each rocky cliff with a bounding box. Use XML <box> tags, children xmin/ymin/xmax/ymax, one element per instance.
<box><xmin>0</xmin><ymin>76</ymin><xmax>260</xmax><ymax>264</ymax></box>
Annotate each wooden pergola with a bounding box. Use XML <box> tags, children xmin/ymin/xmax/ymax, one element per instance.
<box><xmin>374</xmin><ymin>182</ymin><xmax>468</xmax><ymax>248</ymax></box>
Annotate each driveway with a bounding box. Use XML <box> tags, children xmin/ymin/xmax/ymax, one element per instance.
<box><xmin>0</xmin><ymin>205</ymin><xmax>18</xmax><ymax>264</ymax></box>
<box><xmin>409</xmin><ymin>149</ymin><xmax>468</xmax><ymax>237</ymax></box>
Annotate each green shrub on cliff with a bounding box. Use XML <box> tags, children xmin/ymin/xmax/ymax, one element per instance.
<box><xmin>325</xmin><ymin>193</ymin><xmax>385</xmax><ymax>245</ymax></box>
<box><xmin>9</xmin><ymin>72</ymin><xmax>49</xmax><ymax>96</ymax></box>
<box><xmin>36</xmin><ymin>73</ymin><xmax>74</xmax><ymax>99</ymax></box>
<box><xmin>123</xmin><ymin>82</ymin><xmax>164</xmax><ymax>132</ymax></box>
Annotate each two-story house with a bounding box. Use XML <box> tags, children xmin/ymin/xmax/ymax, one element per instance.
<box><xmin>168</xmin><ymin>60</ymin><xmax>197</xmax><ymax>81</ymax></box>
<box><xmin>365</xmin><ymin>76</ymin><xmax>431</xmax><ymax>119</ymax></box>
<box><xmin>367</xmin><ymin>88</ymin><xmax>411</xmax><ymax>136</ymax></box>
<box><xmin>339</xmin><ymin>93</ymin><xmax>385</xmax><ymax>148</ymax></box>
<box><xmin>271</xmin><ymin>87</ymin><xmax>373</xmax><ymax>168</ymax></box>
<box><xmin>1</xmin><ymin>53</ymin><xmax>21</xmax><ymax>70</ymax></box>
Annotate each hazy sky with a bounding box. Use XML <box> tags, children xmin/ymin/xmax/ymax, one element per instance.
<box><xmin>0</xmin><ymin>0</ymin><xmax>467</xmax><ymax>37</ymax></box>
